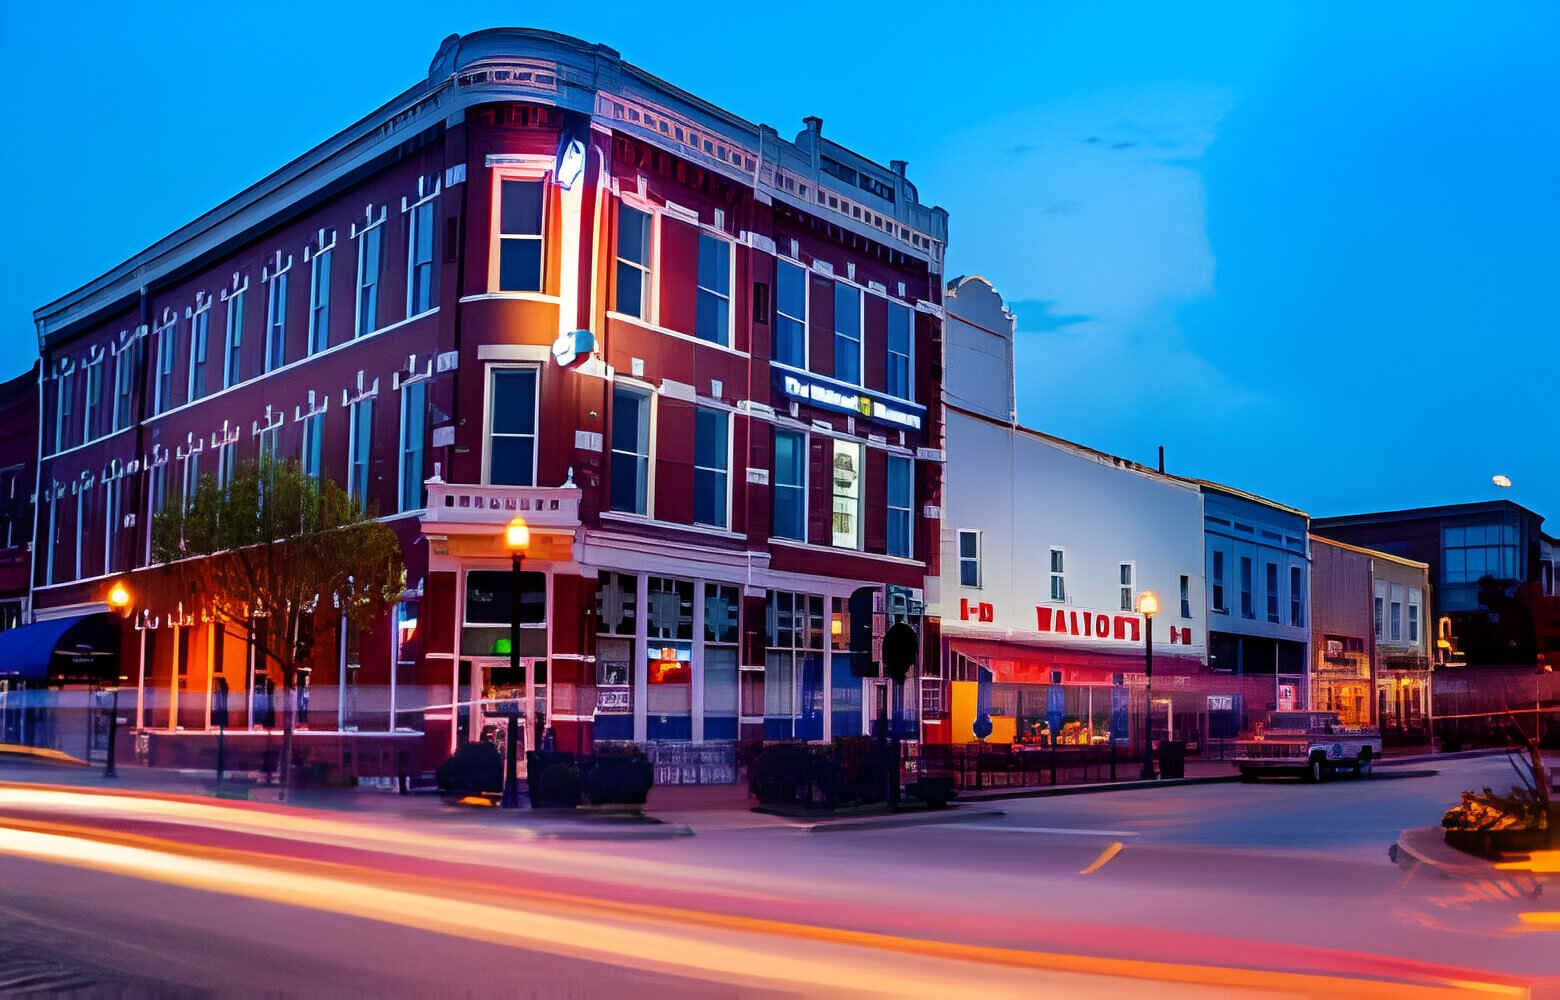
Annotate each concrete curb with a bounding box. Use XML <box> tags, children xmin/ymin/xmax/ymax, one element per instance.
<box><xmin>959</xmin><ymin>774</ymin><xmax>1239</xmax><ymax>801</ymax></box>
<box><xmin>804</xmin><ymin>807</ymin><xmax>1005</xmax><ymax>833</ymax></box>
<box><xmin>1379</xmin><ymin>747</ymin><xmax>1515</xmax><ymax>767</ymax></box>
<box><xmin>529</xmin><ymin>823</ymin><xmax>696</xmax><ymax>840</ymax></box>
<box><xmin>1390</xmin><ymin>825</ymin><xmax>1512</xmax><ymax>879</ymax></box>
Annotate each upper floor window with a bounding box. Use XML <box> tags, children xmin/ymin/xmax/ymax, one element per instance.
<box><xmin>356</xmin><ymin>226</ymin><xmax>381</xmax><ymax>336</ymax></box>
<box><xmin>407</xmin><ymin>203</ymin><xmax>435</xmax><ymax>315</ymax></box>
<box><xmin>1290</xmin><ymin>566</ymin><xmax>1305</xmax><ymax>627</ymax></box>
<box><xmin>1120</xmin><ymin>563</ymin><xmax>1135</xmax><ymax>611</ymax></box>
<box><xmin>615</xmin><ymin>204</ymin><xmax>651</xmax><ymax>319</ymax></box>
<box><xmin>216</xmin><ymin>441</ymin><xmax>236</xmax><ymax>495</ymax></box>
<box><xmin>1240</xmin><ymin>557</ymin><xmax>1254</xmax><ymax>618</ymax></box>
<box><xmin>1049</xmin><ymin>548</ymin><xmax>1066</xmax><ymax>601</ymax></box>
<box><xmin>1180</xmin><ymin>574</ymin><xmax>1192</xmax><ymax>618</ymax></box>
<box><xmin>348</xmin><ymin>398</ymin><xmax>374</xmax><ymax>508</ymax></box>
<box><xmin>1443</xmin><ymin>523</ymin><xmax>1517</xmax><ymax>583</ymax></box>
<box><xmin>1374</xmin><ymin>583</ymin><xmax>1385</xmax><ymax>638</ymax></box>
<box><xmin>83</xmin><ymin>362</ymin><xmax>103</xmax><ymax>441</ymax></box>
<box><xmin>774</xmin><ymin>260</ymin><xmax>806</xmax><ymax>368</ymax></box>
<box><xmin>114</xmin><ymin>341</ymin><xmax>137</xmax><ymax>431</ymax></box>
<box><xmin>265</xmin><ymin>273</ymin><xmax>287</xmax><ymax>372</ymax></box>
<box><xmin>1265</xmin><ymin>562</ymin><xmax>1279</xmax><ymax>623</ymax></box>
<box><xmin>772</xmin><ymin>428</ymin><xmax>805</xmax><ymax>541</ymax></box>
<box><xmin>224</xmin><ymin>289</ymin><xmax>245</xmax><ymax>388</ymax></box>
<box><xmin>309</xmin><ymin>242</ymin><xmax>332</xmax><ymax>354</ymax></box>
<box><xmin>886</xmin><ymin>302</ymin><xmax>912</xmax><ymax>399</ymax></box>
<box><xmin>399</xmin><ymin>380</ymin><xmax>427</xmax><ymax>511</ymax></box>
<box><xmin>182</xmin><ymin>450</ymin><xmax>201</xmax><ymax>509</ymax></box>
<box><xmin>1407</xmin><ymin>587</ymin><xmax>1421</xmax><ymax>642</ymax></box>
<box><xmin>154</xmin><ymin>321</ymin><xmax>177</xmax><ymax>414</ymax></box>
<box><xmin>53</xmin><ymin>373</ymin><xmax>73</xmax><ymax>452</ymax></box>
<box><xmin>300</xmin><ymin>411</ymin><xmax>323</xmax><ymax>479</ymax></box>
<box><xmin>695</xmin><ymin>234</ymin><xmax>730</xmax><ymax>346</ymax></box>
<box><xmin>833</xmin><ymin>283</ymin><xmax>861</xmax><ymax>384</ymax></box>
<box><xmin>104</xmin><ymin>476</ymin><xmax>123</xmax><ymax>574</ymax></box>
<box><xmin>886</xmin><ymin>455</ymin><xmax>912</xmax><ymax>558</ymax></box>
<box><xmin>830</xmin><ymin>439</ymin><xmax>861</xmax><ymax>549</ymax></box>
<box><xmin>188</xmin><ymin>308</ymin><xmax>210</xmax><ymax>401</ymax></box>
<box><xmin>1211</xmin><ymin>550</ymin><xmax>1226</xmax><ymax>612</ymax></box>
<box><xmin>497</xmin><ymin>179</ymin><xmax>544</xmax><ymax>292</ymax></box>
<box><xmin>610</xmin><ymin>384</ymin><xmax>650</xmax><ymax>515</ymax></box>
<box><xmin>693</xmin><ymin>407</ymin><xmax>728</xmax><ymax>528</ymax></box>
<box><xmin>959</xmin><ymin>530</ymin><xmax>981</xmax><ymax>588</ymax></box>
<box><xmin>486</xmin><ymin>367</ymin><xmax>538</xmax><ymax>487</ymax></box>
<box><xmin>1389</xmin><ymin>583</ymin><xmax>1404</xmax><ymax>641</ymax></box>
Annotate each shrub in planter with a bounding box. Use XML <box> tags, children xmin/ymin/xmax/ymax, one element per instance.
<box><xmin>750</xmin><ymin>743</ymin><xmax>815</xmax><ymax>807</ymax></box>
<box><xmin>436</xmin><ymin>742</ymin><xmax>503</xmax><ymax>798</ymax></box>
<box><xmin>582</xmin><ymin>754</ymin><xmax>654</xmax><ymax>806</ymax></box>
<box><xmin>531</xmin><ymin>762</ymin><xmax>582</xmax><ymax>808</ymax></box>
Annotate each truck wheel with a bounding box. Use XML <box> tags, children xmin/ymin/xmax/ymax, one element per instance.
<box><xmin>1306</xmin><ymin>757</ymin><xmax>1325</xmax><ymax>783</ymax></box>
<box><xmin>1239</xmin><ymin>767</ymin><xmax>1257</xmax><ymax>783</ymax></box>
<box><xmin>1355</xmin><ymin>752</ymin><xmax>1373</xmax><ymax>779</ymax></box>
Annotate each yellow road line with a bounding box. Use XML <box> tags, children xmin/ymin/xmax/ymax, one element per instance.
<box><xmin>1080</xmin><ymin>840</ymin><xmax>1125</xmax><ymax>874</ymax></box>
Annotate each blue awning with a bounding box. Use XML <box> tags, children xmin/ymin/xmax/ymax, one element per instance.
<box><xmin>0</xmin><ymin>613</ymin><xmax>121</xmax><ymax>682</ymax></box>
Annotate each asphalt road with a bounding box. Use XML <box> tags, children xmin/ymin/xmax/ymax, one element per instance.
<box><xmin>0</xmin><ymin>755</ymin><xmax>1552</xmax><ymax>998</ymax></box>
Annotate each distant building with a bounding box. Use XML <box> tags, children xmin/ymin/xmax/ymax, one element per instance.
<box><xmin>1312</xmin><ymin>500</ymin><xmax>1545</xmax><ymax>667</ymax></box>
<box><xmin>1366</xmin><ymin>546</ymin><xmax>1433</xmax><ymax>737</ymax></box>
<box><xmin>938</xmin><ymin>276</ymin><xmax>1244</xmax><ymax>754</ymax></box>
<box><xmin>1308</xmin><ymin>535</ymin><xmax>1374</xmax><ymax>727</ymax></box>
<box><xmin>1196</xmin><ymin>484</ymin><xmax>1311</xmax><ymax>718</ymax></box>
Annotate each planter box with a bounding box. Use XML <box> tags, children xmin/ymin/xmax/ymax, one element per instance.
<box><xmin>1444</xmin><ymin>826</ymin><xmax>1552</xmax><ymax>859</ymax></box>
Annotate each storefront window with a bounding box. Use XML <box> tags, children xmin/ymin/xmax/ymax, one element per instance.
<box><xmin>646</xmin><ymin>576</ymin><xmax>693</xmax><ymax>740</ymax></box>
<box><xmin>765</xmin><ymin>591</ymin><xmax>824</xmax><ymax>739</ymax></box>
<box><xmin>462</xmin><ymin>570</ymin><xmax>545</xmax><ymax>656</ymax></box>
<box><xmin>830</xmin><ymin>595</ymin><xmax>862</xmax><ymax>737</ymax></box>
<box><xmin>704</xmin><ymin>584</ymin><xmax>739</xmax><ymax>740</ymax></box>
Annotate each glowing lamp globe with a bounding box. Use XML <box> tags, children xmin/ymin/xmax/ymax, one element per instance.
<box><xmin>107</xmin><ymin>582</ymin><xmax>131</xmax><ymax>610</ymax></box>
<box><xmin>505</xmin><ymin>517</ymin><xmax>530</xmax><ymax>552</ymax></box>
<box><xmin>1137</xmin><ymin>590</ymin><xmax>1159</xmax><ymax>617</ymax></box>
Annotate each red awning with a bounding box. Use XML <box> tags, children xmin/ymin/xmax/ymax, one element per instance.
<box><xmin>948</xmin><ymin>636</ymin><xmax>1204</xmax><ymax>685</ymax></box>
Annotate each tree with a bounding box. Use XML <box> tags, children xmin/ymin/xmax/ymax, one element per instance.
<box><xmin>149</xmin><ymin>456</ymin><xmax>405</xmax><ymax>799</ymax></box>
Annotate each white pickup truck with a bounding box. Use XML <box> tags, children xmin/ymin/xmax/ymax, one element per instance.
<box><xmin>1232</xmin><ymin>711</ymin><xmax>1382</xmax><ymax>783</ymax></box>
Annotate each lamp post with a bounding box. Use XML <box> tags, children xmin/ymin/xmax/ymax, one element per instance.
<box><xmin>500</xmin><ymin>516</ymin><xmax>530</xmax><ymax>809</ymax></box>
<box><xmin>1138</xmin><ymin>590</ymin><xmax>1159</xmax><ymax>780</ymax></box>
<box><xmin>1537</xmin><ymin>664</ymin><xmax>1552</xmax><ymax>744</ymax></box>
<box><xmin>104</xmin><ymin>582</ymin><xmax>132</xmax><ymax>779</ymax></box>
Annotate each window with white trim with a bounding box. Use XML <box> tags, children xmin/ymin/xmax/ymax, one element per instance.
<box><xmin>695</xmin><ymin>233</ymin><xmax>731</xmax><ymax>345</ymax></box>
<box><xmin>309</xmin><ymin>238</ymin><xmax>333</xmax><ymax>353</ymax></box>
<box><xmin>1390</xmin><ymin>584</ymin><xmax>1404</xmax><ymax>641</ymax></box>
<box><xmin>265</xmin><ymin>272</ymin><xmax>287</xmax><ymax>373</ymax></box>
<box><xmin>1408</xmin><ymin>587</ymin><xmax>1421</xmax><ymax>643</ymax></box>
<box><xmin>182</xmin><ymin>451</ymin><xmax>201</xmax><ymax>509</ymax></box>
<box><xmin>43</xmin><ymin>491</ymin><xmax>56</xmax><ymax>584</ymax></box>
<box><xmin>886</xmin><ymin>302</ymin><xmax>912</xmax><ymax>399</ymax></box>
<box><xmin>348</xmin><ymin>399</ymin><xmax>373</xmax><ymax>508</ymax></box>
<box><xmin>1119</xmin><ymin>563</ymin><xmax>1134</xmax><ymax>611</ymax></box>
<box><xmin>53</xmin><ymin>372</ymin><xmax>73</xmax><ymax>453</ymax></box>
<box><xmin>774</xmin><ymin>260</ymin><xmax>806</xmax><ymax>367</ymax></box>
<box><xmin>693</xmin><ymin>407</ymin><xmax>728</xmax><ymax>528</ymax></box>
<box><xmin>223</xmin><ymin>288</ymin><xmax>245</xmax><ymax>387</ymax></box>
<box><xmin>149</xmin><ymin>461</ymin><xmax>168</xmax><ymax>524</ymax></box>
<box><xmin>610</xmin><ymin>384</ymin><xmax>650</xmax><ymax>515</ymax></box>
<box><xmin>486</xmin><ymin>367</ymin><xmax>538</xmax><ymax>487</ymax></box>
<box><xmin>833</xmin><ymin>282</ymin><xmax>861</xmax><ymax>384</ymax></box>
<box><xmin>188</xmin><ymin>306</ymin><xmax>210</xmax><ymax>401</ymax></box>
<box><xmin>83</xmin><ymin>361</ymin><xmax>102</xmax><ymax>442</ymax></box>
<box><xmin>406</xmin><ymin>202</ymin><xmax>435</xmax><ymax>316</ymax></box>
<box><xmin>1290</xmin><ymin>565</ymin><xmax>1305</xmax><ymax>627</ymax></box>
<box><xmin>300</xmin><ymin>412</ymin><xmax>323</xmax><ymax>480</ymax></box>
<box><xmin>399</xmin><ymin>380</ymin><xmax>427</xmax><ymax>511</ymax></box>
<box><xmin>255</xmin><ymin>423</ymin><xmax>279</xmax><ymax>467</ymax></box>
<box><xmin>959</xmin><ymin>530</ymin><xmax>981</xmax><ymax>587</ymax></box>
<box><xmin>104</xmin><ymin>475</ymin><xmax>123</xmax><ymax>574</ymax></box>
<box><xmin>497</xmin><ymin>178</ymin><xmax>544</xmax><ymax>292</ymax></box>
<box><xmin>1266</xmin><ymin>562</ymin><xmax>1279</xmax><ymax>623</ymax></box>
<box><xmin>154</xmin><ymin>319</ymin><xmax>177</xmax><ymax>414</ymax></box>
<box><xmin>886</xmin><ymin>454</ymin><xmax>912</xmax><ymax>558</ymax></box>
<box><xmin>356</xmin><ymin>226</ymin><xmax>381</xmax><ymax>337</ymax></box>
<box><xmin>772</xmin><ymin>428</ymin><xmax>805</xmax><ymax>541</ymax></box>
<box><xmin>114</xmin><ymin>340</ymin><xmax>138</xmax><ymax>431</ymax></box>
<box><xmin>1374</xmin><ymin>582</ymin><xmax>1386</xmax><ymax>639</ymax></box>
<box><xmin>830</xmin><ymin>438</ymin><xmax>861</xmax><ymax>549</ymax></box>
<box><xmin>1050</xmin><ymin>548</ymin><xmax>1066</xmax><ymax>602</ymax></box>
<box><xmin>615</xmin><ymin>204</ymin><xmax>651</xmax><ymax>319</ymax></box>
<box><xmin>216</xmin><ymin>441</ymin><xmax>236</xmax><ymax>495</ymax></box>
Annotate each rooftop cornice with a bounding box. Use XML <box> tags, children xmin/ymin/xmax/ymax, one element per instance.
<box><xmin>36</xmin><ymin>27</ymin><xmax>946</xmax><ymax>350</ymax></box>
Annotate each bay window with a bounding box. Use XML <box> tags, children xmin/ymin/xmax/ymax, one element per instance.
<box><xmin>497</xmin><ymin>179</ymin><xmax>544</xmax><ymax>292</ymax></box>
<box><xmin>615</xmin><ymin>204</ymin><xmax>651</xmax><ymax>318</ymax></box>
<box><xmin>486</xmin><ymin>367</ymin><xmax>538</xmax><ymax>486</ymax></box>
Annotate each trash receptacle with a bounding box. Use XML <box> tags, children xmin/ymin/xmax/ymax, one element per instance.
<box><xmin>1157</xmin><ymin>740</ymin><xmax>1186</xmax><ymax>779</ymax></box>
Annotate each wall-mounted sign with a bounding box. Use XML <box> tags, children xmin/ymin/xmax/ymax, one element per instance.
<box><xmin>1034</xmin><ymin>605</ymin><xmax>1193</xmax><ymax>646</ymax></box>
<box><xmin>552</xmin><ymin>329</ymin><xmax>595</xmax><ymax>368</ymax></box>
<box><xmin>1208</xmin><ymin>695</ymin><xmax>1235</xmax><ymax>712</ymax></box>
<box><xmin>777</xmin><ymin>373</ymin><xmax>923</xmax><ymax>431</ymax></box>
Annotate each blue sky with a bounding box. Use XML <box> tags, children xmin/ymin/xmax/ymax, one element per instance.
<box><xmin>3</xmin><ymin>2</ymin><xmax>1556</xmax><ymax>520</ymax></box>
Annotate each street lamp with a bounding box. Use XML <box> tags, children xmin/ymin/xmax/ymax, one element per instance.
<box><xmin>1138</xmin><ymin>590</ymin><xmax>1159</xmax><ymax>780</ymax></box>
<box><xmin>1536</xmin><ymin>664</ymin><xmax>1552</xmax><ymax>745</ymax></box>
<box><xmin>500</xmin><ymin>517</ymin><xmax>529</xmax><ymax>809</ymax></box>
<box><xmin>105</xmin><ymin>581</ymin><xmax>133</xmax><ymax>779</ymax></box>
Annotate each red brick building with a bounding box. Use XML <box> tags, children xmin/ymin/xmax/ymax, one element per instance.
<box><xmin>29</xmin><ymin>29</ymin><xmax>948</xmax><ymax>774</ymax></box>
